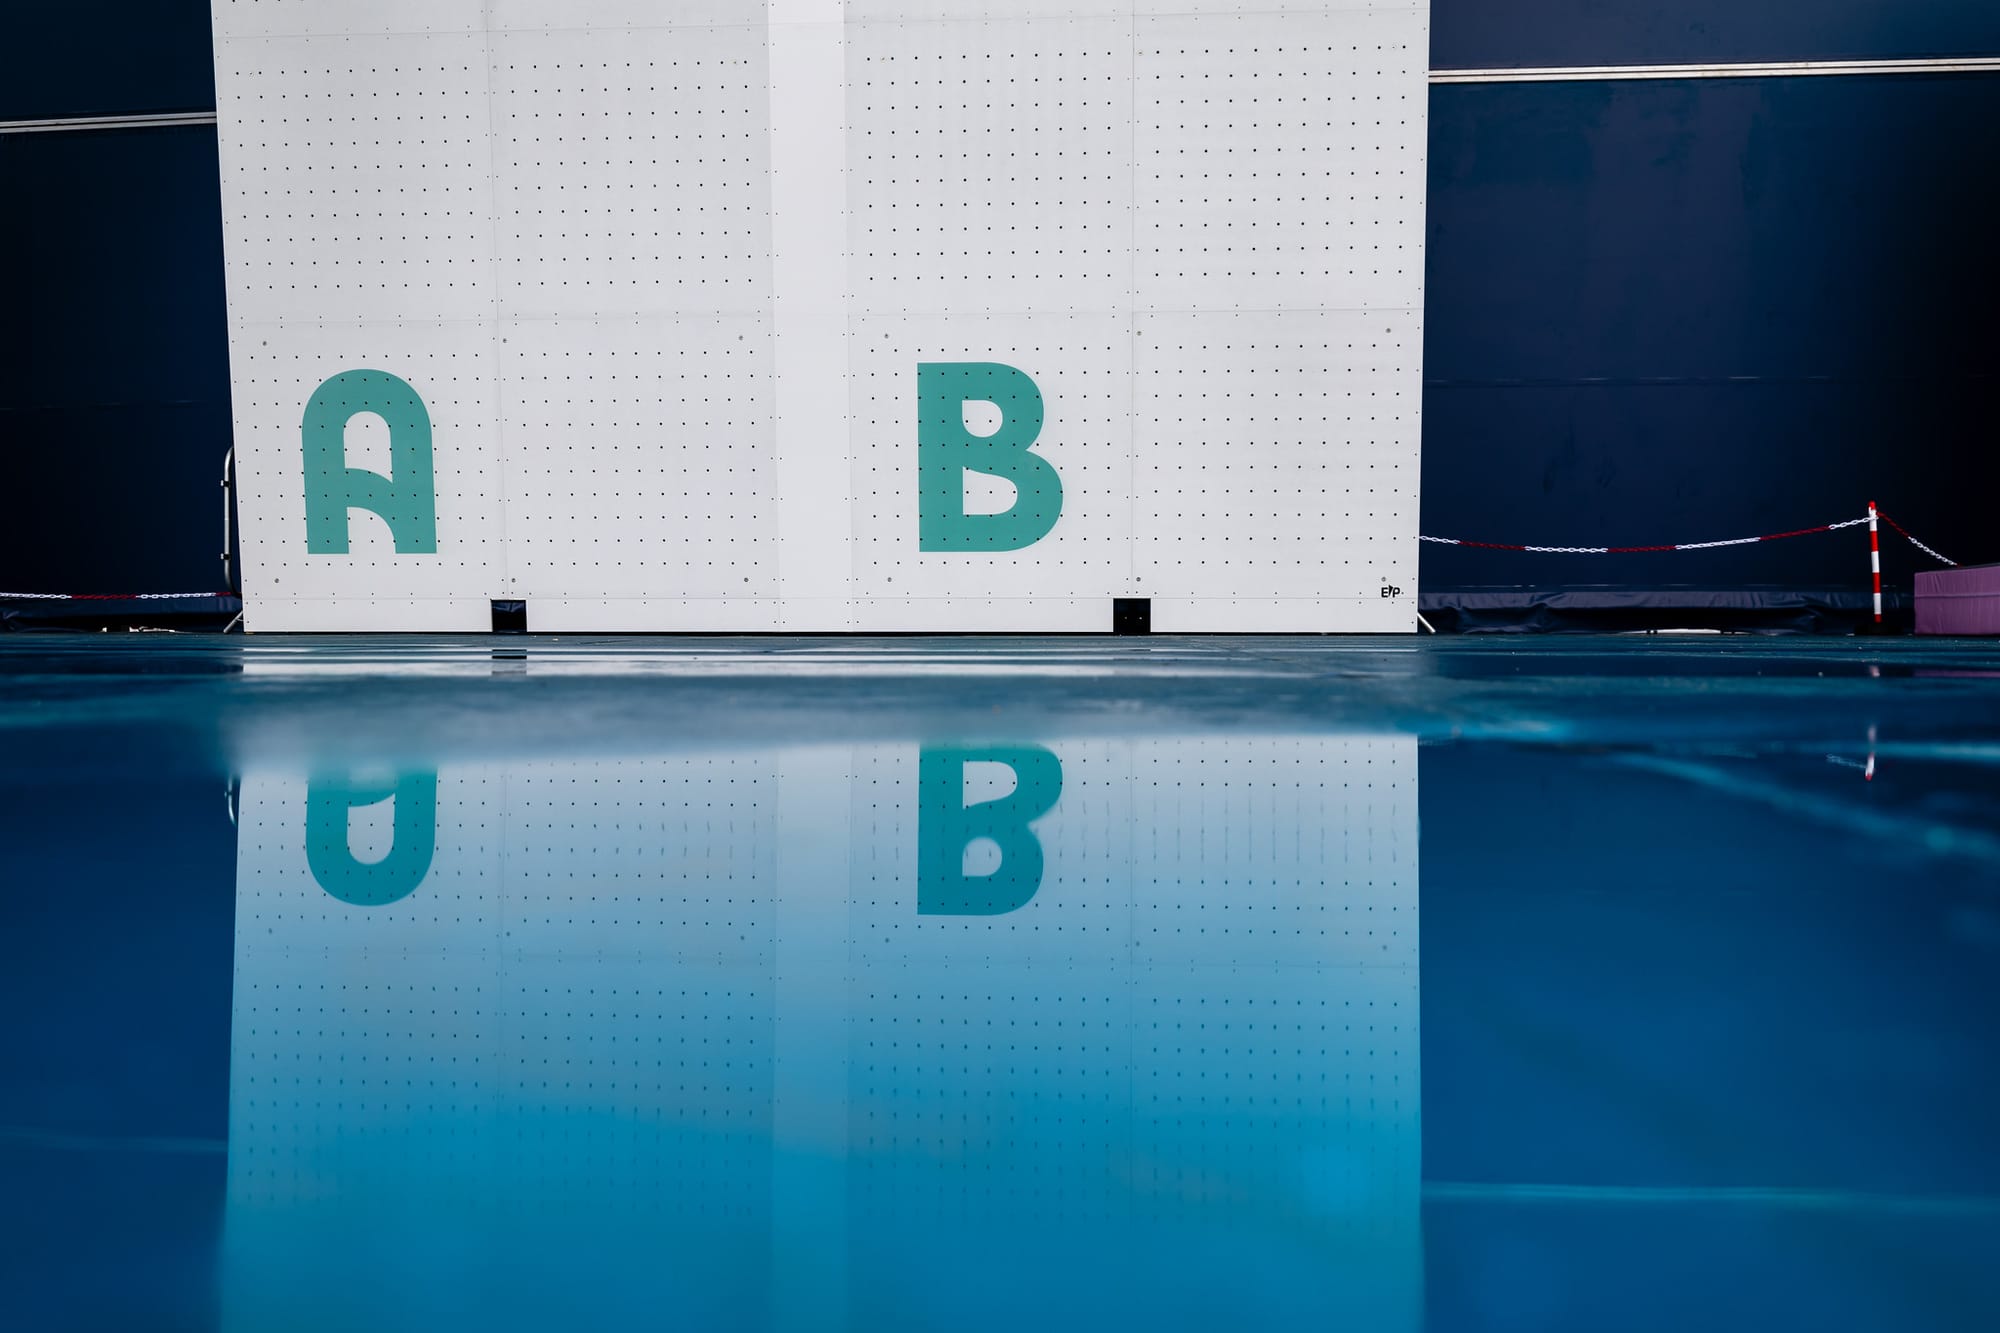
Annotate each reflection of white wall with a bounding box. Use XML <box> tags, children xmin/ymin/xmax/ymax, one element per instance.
<box><xmin>228</xmin><ymin>736</ymin><xmax>1418</xmax><ymax>1331</ymax></box>
<box><xmin>843</xmin><ymin>737</ymin><xmax>1419</xmax><ymax>1330</ymax></box>
<box><xmin>214</xmin><ymin>1</ymin><xmax>1429</xmax><ymax>632</ymax></box>
<box><xmin>228</xmin><ymin>760</ymin><xmax>778</xmax><ymax>1331</ymax></box>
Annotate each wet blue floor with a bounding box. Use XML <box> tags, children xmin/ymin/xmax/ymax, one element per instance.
<box><xmin>2</xmin><ymin>634</ymin><xmax>1998</xmax><ymax>1332</ymax></box>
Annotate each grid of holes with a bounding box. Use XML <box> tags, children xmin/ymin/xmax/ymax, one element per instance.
<box><xmin>215</xmin><ymin>32</ymin><xmax>497</xmax><ymax>324</ymax></box>
<box><xmin>847</xmin><ymin>16</ymin><xmax>1134</xmax><ymax>315</ymax></box>
<box><xmin>489</xmin><ymin>25</ymin><xmax>774</xmax><ymax>320</ymax></box>
<box><xmin>1134</xmin><ymin>310</ymin><xmax>1419</xmax><ymax>599</ymax></box>
<box><xmin>499</xmin><ymin>317</ymin><xmax>779</xmax><ymax>598</ymax></box>
<box><xmin>1134</xmin><ymin>10</ymin><xmax>1429</xmax><ymax>312</ymax></box>
<box><xmin>214</xmin><ymin>0</ymin><xmax>481</xmax><ymax>41</ymax></box>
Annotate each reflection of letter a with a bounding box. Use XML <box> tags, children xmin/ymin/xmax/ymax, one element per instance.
<box><xmin>305</xmin><ymin>771</ymin><xmax>438</xmax><ymax>907</ymax></box>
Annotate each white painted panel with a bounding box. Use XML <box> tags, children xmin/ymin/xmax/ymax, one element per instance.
<box><xmin>849</xmin><ymin>595</ymin><xmax>1106</xmax><ymax>631</ymax></box>
<box><xmin>845</xmin><ymin>14</ymin><xmax>1134</xmax><ymax>316</ymax></box>
<box><xmin>1134</xmin><ymin>308</ymin><xmax>1421</xmax><ymax>609</ymax></box>
<box><xmin>496</xmin><ymin>314</ymin><xmax>778</xmax><ymax>604</ymax></box>
<box><xmin>770</xmin><ymin>8</ymin><xmax>856</xmax><ymax>622</ymax></box>
<box><xmin>212</xmin><ymin>0</ymin><xmax>484</xmax><ymax>39</ymax></box>
<box><xmin>1135</xmin><ymin>8</ymin><xmax>1431</xmax><ymax>314</ymax></box>
<box><xmin>849</xmin><ymin>0</ymin><xmax>1126</xmax><ymax>20</ymax></box>
<box><xmin>1152</xmin><ymin>595</ymin><xmax>1414</xmax><ymax>633</ymax></box>
<box><xmin>488</xmin><ymin>22</ymin><xmax>774</xmax><ymax>320</ymax></box>
<box><xmin>1135</xmin><ymin>0</ymin><xmax>1425</xmax><ymax>15</ymax></box>
<box><xmin>212</xmin><ymin>30</ymin><xmax>497</xmax><ymax>326</ymax></box>
<box><xmin>527</xmin><ymin>596</ymin><xmax>787</xmax><ymax>632</ymax></box>
<box><xmin>492</xmin><ymin>0</ymin><xmax>770</xmax><ymax>29</ymax></box>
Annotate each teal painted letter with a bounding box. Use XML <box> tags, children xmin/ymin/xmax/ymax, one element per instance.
<box><xmin>917</xmin><ymin>746</ymin><xmax>1063</xmax><ymax>915</ymax></box>
<box><xmin>305</xmin><ymin>770</ymin><xmax>438</xmax><ymax>907</ymax></box>
<box><xmin>301</xmin><ymin>370</ymin><xmax>439</xmax><ymax>553</ymax></box>
<box><xmin>917</xmin><ymin>362</ymin><xmax>1061</xmax><ymax>551</ymax></box>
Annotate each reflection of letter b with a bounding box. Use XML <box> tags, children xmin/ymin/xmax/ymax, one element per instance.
<box><xmin>301</xmin><ymin>370</ymin><xmax>439</xmax><ymax>554</ymax></box>
<box><xmin>918</xmin><ymin>746</ymin><xmax>1063</xmax><ymax>915</ymax></box>
<box><xmin>305</xmin><ymin>771</ymin><xmax>438</xmax><ymax>906</ymax></box>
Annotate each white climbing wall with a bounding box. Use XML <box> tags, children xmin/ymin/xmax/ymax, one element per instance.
<box><xmin>212</xmin><ymin>0</ymin><xmax>1429</xmax><ymax>631</ymax></box>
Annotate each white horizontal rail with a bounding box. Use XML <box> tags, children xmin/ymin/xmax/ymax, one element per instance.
<box><xmin>0</xmin><ymin>110</ymin><xmax>217</xmax><ymax>135</ymax></box>
<box><xmin>3</xmin><ymin>58</ymin><xmax>1993</xmax><ymax>134</ymax></box>
<box><xmin>1432</xmin><ymin>56</ymin><xmax>2000</xmax><ymax>84</ymax></box>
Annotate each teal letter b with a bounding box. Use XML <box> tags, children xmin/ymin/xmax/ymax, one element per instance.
<box><xmin>301</xmin><ymin>370</ymin><xmax>439</xmax><ymax>554</ymax></box>
<box><xmin>918</xmin><ymin>362</ymin><xmax>1062</xmax><ymax>551</ymax></box>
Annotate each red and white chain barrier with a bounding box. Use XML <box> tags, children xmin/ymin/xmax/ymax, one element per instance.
<box><xmin>1420</xmin><ymin>509</ymin><xmax>1959</xmax><ymax>564</ymax></box>
<box><xmin>1418</xmin><ymin>514</ymin><xmax>1874</xmax><ymax>554</ymax></box>
<box><xmin>0</xmin><ymin>591</ymin><xmax>232</xmax><ymax>602</ymax></box>
<box><xmin>1877</xmin><ymin>509</ymin><xmax>1959</xmax><ymax>568</ymax></box>
<box><xmin>1421</xmin><ymin>506</ymin><xmax>1968</xmax><ymax>628</ymax></box>
<box><xmin>3</xmin><ymin>513</ymin><xmax>1964</xmax><ymax>614</ymax></box>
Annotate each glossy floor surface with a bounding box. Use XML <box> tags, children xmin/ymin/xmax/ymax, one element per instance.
<box><xmin>3</xmin><ymin>634</ymin><xmax>1998</xmax><ymax>1332</ymax></box>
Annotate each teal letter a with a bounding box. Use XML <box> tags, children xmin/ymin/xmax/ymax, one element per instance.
<box><xmin>301</xmin><ymin>370</ymin><xmax>438</xmax><ymax>553</ymax></box>
<box><xmin>918</xmin><ymin>362</ymin><xmax>1062</xmax><ymax>551</ymax></box>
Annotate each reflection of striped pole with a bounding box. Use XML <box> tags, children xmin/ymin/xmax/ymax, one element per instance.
<box><xmin>1868</xmin><ymin>502</ymin><xmax>1883</xmax><ymax>624</ymax></box>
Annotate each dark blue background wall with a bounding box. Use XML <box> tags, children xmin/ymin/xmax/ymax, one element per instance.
<box><xmin>0</xmin><ymin>2</ymin><xmax>214</xmax><ymax>121</ymax></box>
<box><xmin>0</xmin><ymin>2</ymin><xmax>227</xmax><ymax>597</ymax></box>
<box><xmin>1423</xmin><ymin>73</ymin><xmax>2000</xmax><ymax>608</ymax></box>
<box><xmin>1432</xmin><ymin>0</ymin><xmax>2000</xmax><ymax>68</ymax></box>
<box><xmin>0</xmin><ymin>126</ymin><xmax>232</xmax><ymax>595</ymax></box>
<box><xmin>1</xmin><ymin>1</ymin><xmax>1996</xmax><ymax>609</ymax></box>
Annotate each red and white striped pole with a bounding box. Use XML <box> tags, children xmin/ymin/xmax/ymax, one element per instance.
<box><xmin>1868</xmin><ymin>501</ymin><xmax>1882</xmax><ymax>625</ymax></box>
